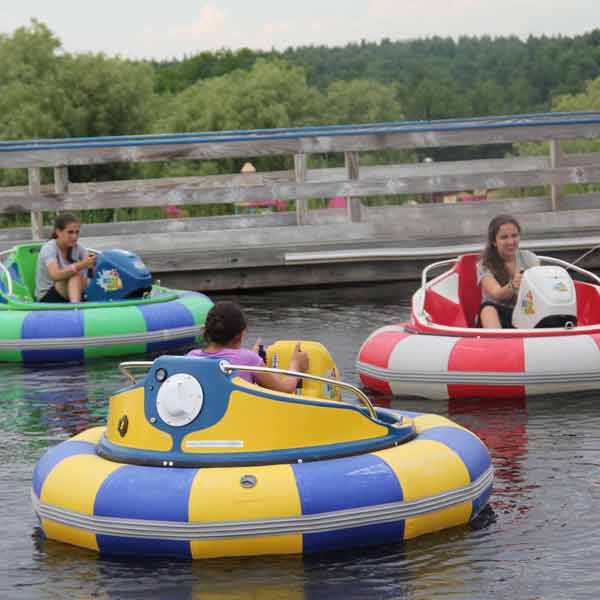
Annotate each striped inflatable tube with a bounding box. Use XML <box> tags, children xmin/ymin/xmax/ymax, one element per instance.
<box><xmin>358</xmin><ymin>323</ymin><xmax>600</xmax><ymax>399</ymax></box>
<box><xmin>32</xmin><ymin>412</ymin><xmax>493</xmax><ymax>559</ymax></box>
<box><xmin>0</xmin><ymin>291</ymin><xmax>212</xmax><ymax>363</ymax></box>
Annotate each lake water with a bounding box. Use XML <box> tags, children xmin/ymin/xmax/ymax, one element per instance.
<box><xmin>2</xmin><ymin>282</ymin><xmax>600</xmax><ymax>599</ymax></box>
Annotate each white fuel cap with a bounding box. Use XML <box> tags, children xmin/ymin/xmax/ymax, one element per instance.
<box><xmin>156</xmin><ymin>373</ymin><xmax>204</xmax><ymax>427</ymax></box>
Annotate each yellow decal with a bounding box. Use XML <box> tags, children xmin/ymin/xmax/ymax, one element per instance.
<box><xmin>96</xmin><ymin>268</ymin><xmax>123</xmax><ymax>293</ymax></box>
<box><xmin>521</xmin><ymin>290</ymin><xmax>535</xmax><ymax>315</ymax></box>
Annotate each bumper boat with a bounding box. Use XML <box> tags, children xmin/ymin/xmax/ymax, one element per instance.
<box><xmin>358</xmin><ymin>253</ymin><xmax>600</xmax><ymax>400</ymax></box>
<box><xmin>0</xmin><ymin>243</ymin><xmax>212</xmax><ymax>362</ymax></box>
<box><xmin>32</xmin><ymin>342</ymin><xmax>493</xmax><ymax>559</ymax></box>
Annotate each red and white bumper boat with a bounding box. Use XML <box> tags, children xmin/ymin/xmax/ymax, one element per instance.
<box><xmin>358</xmin><ymin>254</ymin><xmax>600</xmax><ymax>400</ymax></box>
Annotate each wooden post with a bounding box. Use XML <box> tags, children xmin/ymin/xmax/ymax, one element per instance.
<box><xmin>28</xmin><ymin>167</ymin><xmax>43</xmax><ymax>240</ymax></box>
<box><xmin>294</xmin><ymin>153</ymin><xmax>308</xmax><ymax>225</ymax></box>
<box><xmin>54</xmin><ymin>166</ymin><xmax>69</xmax><ymax>201</ymax></box>
<box><xmin>345</xmin><ymin>151</ymin><xmax>362</xmax><ymax>222</ymax></box>
<box><xmin>550</xmin><ymin>140</ymin><xmax>563</xmax><ymax>211</ymax></box>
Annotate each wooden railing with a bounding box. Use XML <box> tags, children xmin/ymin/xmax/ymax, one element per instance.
<box><xmin>1</xmin><ymin>112</ymin><xmax>600</xmax><ymax>240</ymax></box>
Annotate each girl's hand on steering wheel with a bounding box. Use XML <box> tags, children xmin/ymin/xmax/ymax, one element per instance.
<box><xmin>512</xmin><ymin>270</ymin><xmax>524</xmax><ymax>290</ymax></box>
<box><xmin>251</xmin><ymin>337</ymin><xmax>263</xmax><ymax>354</ymax></box>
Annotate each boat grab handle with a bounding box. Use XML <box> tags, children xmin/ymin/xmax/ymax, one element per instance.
<box><xmin>221</xmin><ymin>362</ymin><xmax>377</xmax><ymax>419</ymax></box>
<box><xmin>537</xmin><ymin>255</ymin><xmax>600</xmax><ymax>285</ymax></box>
<box><xmin>416</xmin><ymin>257</ymin><xmax>459</xmax><ymax>317</ymax></box>
<box><xmin>119</xmin><ymin>361</ymin><xmax>153</xmax><ymax>384</ymax></box>
<box><xmin>119</xmin><ymin>360</ymin><xmax>377</xmax><ymax>420</ymax></box>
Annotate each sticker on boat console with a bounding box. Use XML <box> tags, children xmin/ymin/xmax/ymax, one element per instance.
<box><xmin>96</xmin><ymin>269</ymin><xmax>123</xmax><ymax>292</ymax></box>
<box><xmin>521</xmin><ymin>290</ymin><xmax>536</xmax><ymax>315</ymax></box>
<box><xmin>185</xmin><ymin>440</ymin><xmax>244</xmax><ymax>448</ymax></box>
<box><xmin>553</xmin><ymin>280</ymin><xmax>569</xmax><ymax>292</ymax></box>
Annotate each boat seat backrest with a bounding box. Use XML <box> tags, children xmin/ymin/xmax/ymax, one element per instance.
<box><xmin>423</xmin><ymin>253</ymin><xmax>482</xmax><ymax>328</ymax></box>
<box><xmin>455</xmin><ymin>254</ymin><xmax>482</xmax><ymax>327</ymax></box>
<box><xmin>12</xmin><ymin>243</ymin><xmax>41</xmax><ymax>300</ymax></box>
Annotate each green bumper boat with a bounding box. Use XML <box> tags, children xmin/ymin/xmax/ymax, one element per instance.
<box><xmin>0</xmin><ymin>243</ymin><xmax>212</xmax><ymax>363</ymax></box>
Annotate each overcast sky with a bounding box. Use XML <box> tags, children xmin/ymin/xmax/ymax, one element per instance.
<box><xmin>1</xmin><ymin>1</ymin><xmax>598</xmax><ymax>60</ymax></box>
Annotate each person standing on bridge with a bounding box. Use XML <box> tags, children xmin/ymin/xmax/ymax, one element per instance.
<box><xmin>477</xmin><ymin>214</ymin><xmax>539</xmax><ymax>328</ymax></box>
<box><xmin>35</xmin><ymin>212</ymin><xmax>96</xmax><ymax>303</ymax></box>
<box><xmin>188</xmin><ymin>300</ymin><xmax>309</xmax><ymax>392</ymax></box>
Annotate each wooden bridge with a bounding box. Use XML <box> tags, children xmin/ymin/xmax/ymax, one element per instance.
<box><xmin>1</xmin><ymin>112</ymin><xmax>600</xmax><ymax>291</ymax></box>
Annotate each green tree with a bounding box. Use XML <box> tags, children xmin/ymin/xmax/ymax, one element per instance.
<box><xmin>324</xmin><ymin>79</ymin><xmax>403</xmax><ymax>124</ymax></box>
<box><xmin>55</xmin><ymin>54</ymin><xmax>155</xmax><ymax>139</ymax></box>
<box><xmin>157</xmin><ymin>58</ymin><xmax>324</xmax><ymax>133</ymax></box>
<box><xmin>0</xmin><ymin>20</ymin><xmax>65</xmax><ymax>140</ymax></box>
<box><xmin>151</xmin><ymin>59</ymin><xmax>326</xmax><ymax>176</ymax></box>
<box><xmin>0</xmin><ymin>20</ymin><xmax>156</xmax><ymax>185</ymax></box>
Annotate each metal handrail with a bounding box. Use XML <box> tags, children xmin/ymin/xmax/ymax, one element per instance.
<box><xmin>221</xmin><ymin>362</ymin><xmax>377</xmax><ymax>419</ymax></box>
<box><xmin>415</xmin><ymin>253</ymin><xmax>600</xmax><ymax>320</ymax></box>
<box><xmin>416</xmin><ymin>257</ymin><xmax>459</xmax><ymax>318</ymax></box>
<box><xmin>536</xmin><ymin>255</ymin><xmax>600</xmax><ymax>285</ymax></box>
<box><xmin>119</xmin><ymin>359</ymin><xmax>377</xmax><ymax>419</ymax></box>
<box><xmin>119</xmin><ymin>361</ymin><xmax>153</xmax><ymax>384</ymax></box>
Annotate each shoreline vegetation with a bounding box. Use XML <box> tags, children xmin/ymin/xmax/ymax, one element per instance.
<box><xmin>2</xmin><ymin>20</ymin><xmax>600</xmax><ymax>227</ymax></box>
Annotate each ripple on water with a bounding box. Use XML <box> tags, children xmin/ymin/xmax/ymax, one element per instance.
<box><xmin>2</xmin><ymin>283</ymin><xmax>600</xmax><ymax>599</ymax></box>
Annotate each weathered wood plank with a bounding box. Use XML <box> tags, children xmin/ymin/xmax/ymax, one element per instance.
<box><xmin>0</xmin><ymin>153</ymin><xmax>593</xmax><ymax>203</ymax></box>
<box><xmin>550</xmin><ymin>140</ymin><xmax>563</xmax><ymax>210</ymax></box>
<box><xmin>345</xmin><ymin>151</ymin><xmax>362</xmax><ymax>223</ymax></box>
<box><xmin>294</xmin><ymin>153</ymin><xmax>308</xmax><ymax>225</ymax></box>
<box><xmin>2</xmin><ymin>122</ymin><xmax>600</xmax><ymax>168</ymax></box>
<box><xmin>28</xmin><ymin>167</ymin><xmax>43</xmax><ymax>240</ymax></box>
<box><xmin>54</xmin><ymin>166</ymin><xmax>69</xmax><ymax>198</ymax></box>
<box><xmin>0</xmin><ymin>159</ymin><xmax>600</xmax><ymax>214</ymax></box>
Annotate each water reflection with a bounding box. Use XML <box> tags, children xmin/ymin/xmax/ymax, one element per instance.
<box><xmin>0</xmin><ymin>361</ymin><xmax>124</xmax><ymax>441</ymax></box>
<box><xmin>6</xmin><ymin>282</ymin><xmax>600</xmax><ymax>599</ymax></box>
<box><xmin>448</xmin><ymin>398</ymin><xmax>532</xmax><ymax>522</ymax></box>
<box><xmin>31</xmin><ymin>532</ymin><xmax>415</xmax><ymax>600</ymax></box>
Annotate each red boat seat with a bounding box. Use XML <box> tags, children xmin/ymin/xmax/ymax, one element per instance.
<box><xmin>423</xmin><ymin>253</ymin><xmax>481</xmax><ymax>328</ymax></box>
<box><xmin>456</xmin><ymin>253</ymin><xmax>482</xmax><ymax>327</ymax></box>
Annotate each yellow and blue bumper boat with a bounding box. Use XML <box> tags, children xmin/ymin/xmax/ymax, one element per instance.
<box><xmin>32</xmin><ymin>342</ymin><xmax>494</xmax><ymax>559</ymax></box>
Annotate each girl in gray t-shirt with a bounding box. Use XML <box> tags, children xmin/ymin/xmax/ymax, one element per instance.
<box><xmin>35</xmin><ymin>213</ymin><xmax>96</xmax><ymax>303</ymax></box>
<box><xmin>477</xmin><ymin>214</ymin><xmax>539</xmax><ymax>328</ymax></box>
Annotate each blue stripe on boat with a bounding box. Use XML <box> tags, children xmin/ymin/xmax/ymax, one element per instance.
<box><xmin>418</xmin><ymin>426</ymin><xmax>490</xmax><ymax>481</ymax></box>
<box><xmin>32</xmin><ymin>441</ymin><xmax>96</xmax><ymax>498</ymax></box>
<box><xmin>293</xmin><ymin>453</ymin><xmax>405</xmax><ymax>553</ymax></box>
<box><xmin>94</xmin><ymin>464</ymin><xmax>197</xmax><ymax>521</ymax></box>
<box><xmin>136</xmin><ymin>299</ymin><xmax>196</xmax><ymax>353</ymax></box>
<box><xmin>22</xmin><ymin>310</ymin><xmax>85</xmax><ymax>363</ymax></box>
<box><xmin>94</xmin><ymin>465</ymin><xmax>196</xmax><ymax>558</ymax></box>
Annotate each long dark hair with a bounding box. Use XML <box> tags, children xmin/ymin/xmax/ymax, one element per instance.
<box><xmin>204</xmin><ymin>301</ymin><xmax>247</xmax><ymax>345</ymax></box>
<box><xmin>481</xmin><ymin>214</ymin><xmax>521</xmax><ymax>285</ymax></box>
<box><xmin>51</xmin><ymin>212</ymin><xmax>81</xmax><ymax>262</ymax></box>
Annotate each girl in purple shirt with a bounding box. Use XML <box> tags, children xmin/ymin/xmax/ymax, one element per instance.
<box><xmin>188</xmin><ymin>301</ymin><xmax>308</xmax><ymax>392</ymax></box>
